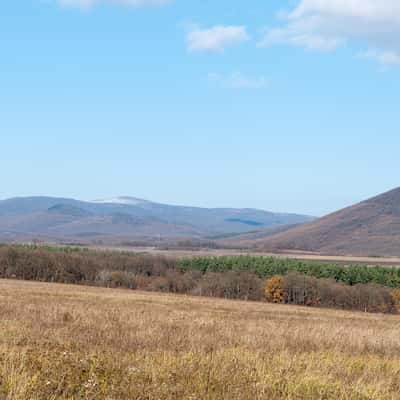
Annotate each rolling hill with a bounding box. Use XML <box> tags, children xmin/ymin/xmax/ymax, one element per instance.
<box><xmin>226</xmin><ymin>187</ymin><xmax>400</xmax><ymax>256</ymax></box>
<box><xmin>0</xmin><ymin>196</ymin><xmax>313</xmax><ymax>244</ymax></box>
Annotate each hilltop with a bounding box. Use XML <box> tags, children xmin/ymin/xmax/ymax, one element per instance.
<box><xmin>225</xmin><ymin>187</ymin><xmax>400</xmax><ymax>256</ymax></box>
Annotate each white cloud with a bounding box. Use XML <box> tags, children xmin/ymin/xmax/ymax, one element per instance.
<box><xmin>186</xmin><ymin>25</ymin><xmax>249</xmax><ymax>53</ymax></box>
<box><xmin>290</xmin><ymin>0</ymin><xmax>400</xmax><ymax>22</ymax></box>
<box><xmin>260</xmin><ymin>0</ymin><xmax>400</xmax><ymax>65</ymax></box>
<box><xmin>261</xmin><ymin>28</ymin><xmax>343</xmax><ymax>52</ymax></box>
<box><xmin>358</xmin><ymin>50</ymin><xmax>400</xmax><ymax>66</ymax></box>
<box><xmin>209</xmin><ymin>72</ymin><xmax>269</xmax><ymax>90</ymax></box>
<box><xmin>57</xmin><ymin>0</ymin><xmax>171</xmax><ymax>9</ymax></box>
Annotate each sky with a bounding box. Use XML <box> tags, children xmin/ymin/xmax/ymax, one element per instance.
<box><xmin>1</xmin><ymin>0</ymin><xmax>399</xmax><ymax>216</ymax></box>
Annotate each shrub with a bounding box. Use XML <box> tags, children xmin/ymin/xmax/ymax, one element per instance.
<box><xmin>96</xmin><ymin>270</ymin><xmax>137</xmax><ymax>289</ymax></box>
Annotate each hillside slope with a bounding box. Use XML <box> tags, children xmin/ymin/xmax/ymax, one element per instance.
<box><xmin>228</xmin><ymin>187</ymin><xmax>400</xmax><ymax>256</ymax></box>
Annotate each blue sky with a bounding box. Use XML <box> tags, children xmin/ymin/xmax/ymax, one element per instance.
<box><xmin>1</xmin><ymin>0</ymin><xmax>399</xmax><ymax>216</ymax></box>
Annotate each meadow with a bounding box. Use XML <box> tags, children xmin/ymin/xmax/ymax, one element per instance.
<box><xmin>1</xmin><ymin>279</ymin><xmax>400</xmax><ymax>399</ymax></box>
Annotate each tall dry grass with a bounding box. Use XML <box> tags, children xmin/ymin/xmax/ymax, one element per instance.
<box><xmin>0</xmin><ymin>279</ymin><xmax>400</xmax><ymax>399</ymax></box>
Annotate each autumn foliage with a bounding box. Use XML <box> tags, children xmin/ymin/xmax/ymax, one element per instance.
<box><xmin>265</xmin><ymin>273</ymin><xmax>397</xmax><ymax>314</ymax></box>
<box><xmin>391</xmin><ymin>288</ymin><xmax>400</xmax><ymax>312</ymax></box>
<box><xmin>264</xmin><ymin>275</ymin><xmax>285</xmax><ymax>303</ymax></box>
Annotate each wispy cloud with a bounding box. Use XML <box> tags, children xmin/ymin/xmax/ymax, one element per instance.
<box><xmin>259</xmin><ymin>0</ymin><xmax>400</xmax><ymax>66</ymax></box>
<box><xmin>357</xmin><ymin>50</ymin><xmax>400</xmax><ymax>66</ymax></box>
<box><xmin>57</xmin><ymin>0</ymin><xmax>171</xmax><ymax>9</ymax></box>
<box><xmin>260</xmin><ymin>28</ymin><xmax>344</xmax><ymax>52</ymax></box>
<box><xmin>208</xmin><ymin>72</ymin><xmax>269</xmax><ymax>90</ymax></box>
<box><xmin>186</xmin><ymin>25</ymin><xmax>249</xmax><ymax>53</ymax></box>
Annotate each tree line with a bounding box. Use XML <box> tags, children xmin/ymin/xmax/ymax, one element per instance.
<box><xmin>180</xmin><ymin>256</ymin><xmax>400</xmax><ymax>287</ymax></box>
<box><xmin>0</xmin><ymin>245</ymin><xmax>399</xmax><ymax>313</ymax></box>
<box><xmin>265</xmin><ymin>273</ymin><xmax>400</xmax><ymax>314</ymax></box>
<box><xmin>0</xmin><ymin>245</ymin><xmax>263</xmax><ymax>301</ymax></box>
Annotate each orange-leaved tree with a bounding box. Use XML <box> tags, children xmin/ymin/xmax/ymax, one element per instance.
<box><xmin>264</xmin><ymin>275</ymin><xmax>285</xmax><ymax>304</ymax></box>
<box><xmin>391</xmin><ymin>289</ymin><xmax>400</xmax><ymax>312</ymax></box>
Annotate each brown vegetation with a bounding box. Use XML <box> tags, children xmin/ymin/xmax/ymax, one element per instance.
<box><xmin>392</xmin><ymin>288</ymin><xmax>400</xmax><ymax>312</ymax></box>
<box><xmin>265</xmin><ymin>273</ymin><xmax>397</xmax><ymax>313</ymax></box>
<box><xmin>0</xmin><ymin>246</ymin><xmax>264</xmax><ymax>302</ymax></box>
<box><xmin>1</xmin><ymin>279</ymin><xmax>400</xmax><ymax>399</ymax></box>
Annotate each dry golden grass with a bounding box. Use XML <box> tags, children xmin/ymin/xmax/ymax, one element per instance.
<box><xmin>1</xmin><ymin>279</ymin><xmax>400</xmax><ymax>399</ymax></box>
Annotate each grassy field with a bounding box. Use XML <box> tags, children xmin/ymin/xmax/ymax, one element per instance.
<box><xmin>1</xmin><ymin>280</ymin><xmax>400</xmax><ymax>399</ymax></box>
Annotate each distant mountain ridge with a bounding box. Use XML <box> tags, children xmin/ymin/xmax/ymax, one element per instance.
<box><xmin>225</xmin><ymin>187</ymin><xmax>400</xmax><ymax>257</ymax></box>
<box><xmin>0</xmin><ymin>196</ymin><xmax>314</xmax><ymax>244</ymax></box>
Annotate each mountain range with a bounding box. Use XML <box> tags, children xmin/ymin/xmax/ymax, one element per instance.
<box><xmin>0</xmin><ymin>196</ymin><xmax>314</xmax><ymax>244</ymax></box>
<box><xmin>2</xmin><ymin>187</ymin><xmax>400</xmax><ymax>256</ymax></box>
